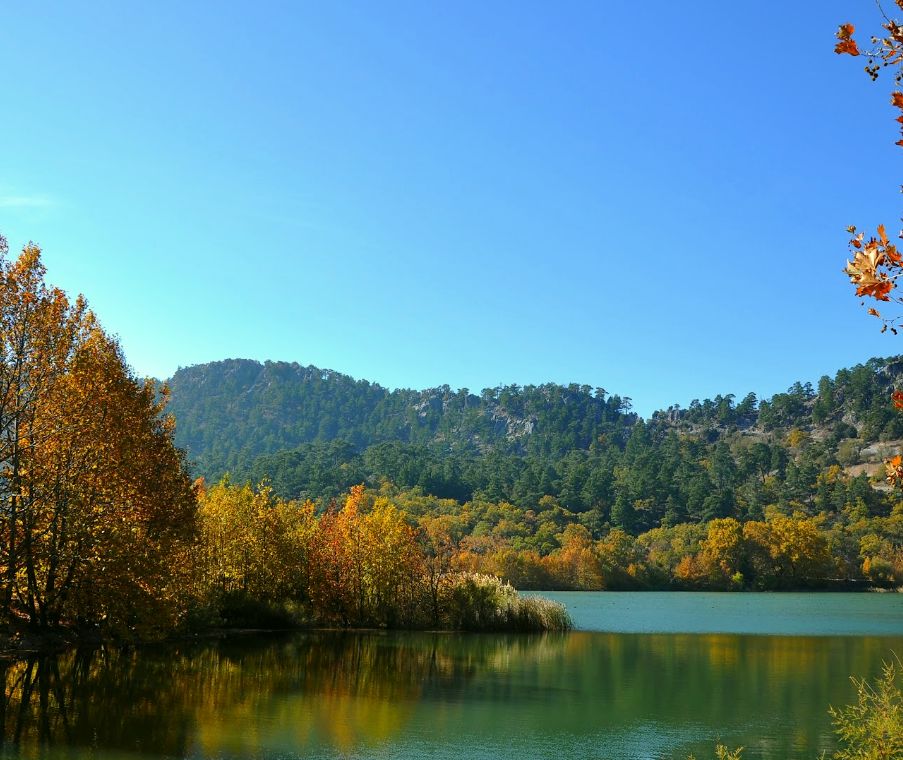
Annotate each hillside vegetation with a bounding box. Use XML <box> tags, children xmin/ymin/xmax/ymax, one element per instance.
<box><xmin>166</xmin><ymin>357</ymin><xmax>903</xmax><ymax>589</ymax></box>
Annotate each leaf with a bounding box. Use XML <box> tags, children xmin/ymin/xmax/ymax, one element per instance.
<box><xmin>886</xmin><ymin>454</ymin><xmax>903</xmax><ymax>485</ymax></box>
<box><xmin>835</xmin><ymin>24</ymin><xmax>859</xmax><ymax>55</ymax></box>
<box><xmin>835</xmin><ymin>39</ymin><xmax>860</xmax><ymax>56</ymax></box>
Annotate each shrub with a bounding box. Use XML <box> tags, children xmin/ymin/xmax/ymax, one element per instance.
<box><xmin>830</xmin><ymin>657</ymin><xmax>903</xmax><ymax>760</ymax></box>
<box><xmin>439</xmin><ymin>573</ymin><xmax>572</xmax><ymax>632</ymax></box>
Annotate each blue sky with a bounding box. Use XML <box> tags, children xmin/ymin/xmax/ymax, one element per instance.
<box><xmin>0</xmin><ymin>1</ymin><xmax>899</xmax><ymax>416</ymax></box>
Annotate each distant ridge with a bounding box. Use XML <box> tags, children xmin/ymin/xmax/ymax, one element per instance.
<box><xmin>166</xmin><ymin>358</ymin><xmax>635</xmax><ymax>479</ymax></box>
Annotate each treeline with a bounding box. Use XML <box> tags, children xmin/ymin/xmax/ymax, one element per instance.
<box><xmin>191</xmin><ymin>482</ymin><xmax>570</xmax><ymax>632</ymax></box>
<box><xmin>186</xmin><ymin>474</ymin><xmax>903</xmax><ymax>600</ymax></box>
<box><xmin>666</xmin><ymin>365</ymin><xmax>903</xmax><ymax>440</ymax></box>
<box><xmin>182</xmin><ymin>359</ymin><xmax>903</xmax><ymax>548</ymax></box>
<box><xmin>233</xmin><ymin>424</ymin><xmax>892</xmax><ymax>536</ymax></box>
<box><xmin>338</xmin><ymin>483</ymin><xmax>903</xmax><ymax>591</ymax></box>
<box><xmin>175</xmin><ymin>339</ymin><xmax>903</xmax><ymax>595</ymax></box>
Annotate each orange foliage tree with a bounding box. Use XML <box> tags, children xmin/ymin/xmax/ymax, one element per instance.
<box><xmin>0</xmin><ymin>238</ymin><xmax>197</xmax><ymax>636</ymax></box>
<box><xmin>834</xmin><ymin>5</ymin><xmax>903</xmax><ymax>326</ymax></box>
<box><xmin>308</xmin><ymin>485</ymin><xmax>424</xmax><ymax>626</ymax></box>
<box><xmin>837</xmin><ymin>5</ymin><xmax>903</xmax><ymax>331</ymax></box>
<box><xmin>837</xmin><ymin>5</ymin><xmax>903</xmax><ymax>487</ymax></box>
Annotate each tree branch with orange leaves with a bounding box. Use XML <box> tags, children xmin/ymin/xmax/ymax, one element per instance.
<box><xmin>837</xmin><ymin>4</ymin><xmax>903</xmax><ymax>484</ymax></box>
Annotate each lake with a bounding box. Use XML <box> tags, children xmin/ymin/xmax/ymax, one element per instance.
<box><xmin>1</xmin><ymin>592</ymin><xmax>901</xmax><ymax>760</ymax></box>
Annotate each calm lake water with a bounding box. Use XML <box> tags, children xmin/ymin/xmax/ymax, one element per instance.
<box><xmin>1</xmin><ymin>593</ymin><xmax>901</xmax><ymax>760</ymax></box>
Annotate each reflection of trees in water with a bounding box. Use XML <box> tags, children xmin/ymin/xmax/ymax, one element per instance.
<box><xmin>527</xmin><ymin>632</ymin><xmax>896</xmax><ymax>721</ymax></box>
<box><xmin>0</xmin><ymin>648</ymin><xmax>197</xmax><ymax>753</ymax></box>
<box><xmin>1</xmin><ymin>632</ymin><xmax>896</xmax><ymax>759</ymax></box>
<box><xmin>511</xmin><ymin>633</ymin><xmax>901</xmax><ymax>759</ymax></box>
<box><xmin>0</xmin><ymin>631</ymin><xmax>569</xmax><ymax>755</ymax></box>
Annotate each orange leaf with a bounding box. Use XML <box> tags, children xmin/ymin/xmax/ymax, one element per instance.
<box><xmin>835</xmin><ymin>39</ymin><xmax>860</xmax><ymax>56</ymax></box>
<box><xmin>892</xmin><ymin>92</ymin><xmax>903</xmax><ymax>108</ymax></box>
<box><xmin>855</xmin><ymin>280</ymin><xmax>894</xmax><ymax>301</ymax></box>
<box><xmin>892</xmin><ymin>391</ymin><xmax>903</xmax><ymax>409</ymax></box>
<box><xmin>835</xmin><ymin>24</ymin><xmax>859</xmax><ymax>55</ymax></box>
<box><xmin>887</xmin><ymin>453</ymin><xmax>903</xmax><ymax>485</ymax></box>
<box><xmin>837</xmin><ymin>22</ymin><xmax>855</xmax><ymax>39</ymax></box>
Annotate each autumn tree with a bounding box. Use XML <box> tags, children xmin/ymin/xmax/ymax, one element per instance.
<box><xmin>698</xmin><ymin>518</ymin><xmax>745</xmax><ymax>588</ymax></box>
<box><xmin>837</xmin><ymin>7</ymin><xmax>903</xmax><ymax>328</ymax></box>
<box><xmin>196</xmin><ymin>480</ymin><xmax>317</xmax><ymax>607</ymax></box>
<box><xmin>0</xmin><ymin>239</ymin><xmax>197</xmax><ymax>636</ymax></box>
<box><xmin>544</xmin><ymin>524</ymin><xmax>602</xmax><ymax>589</ymax></box>
<box><xmin>837</xmin><ymin>6</ymin><xmax>903</xmax><ymax>493</ymax></box>
<box><xmin>743</xmin><ymin>516</ymin><xmax>834</xmax><ymax>589</ymax></box>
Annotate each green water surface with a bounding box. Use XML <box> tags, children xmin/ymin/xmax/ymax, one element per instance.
<box><xmin>1</xmin><ymin>592</ymin><xmax>900</xmax><ymax>760</ymax></box>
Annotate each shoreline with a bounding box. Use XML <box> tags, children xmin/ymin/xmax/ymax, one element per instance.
<box><xmin>1</xmin><ymin>585</ymin><xmax>899</xmax><ymax>661</ymax></box>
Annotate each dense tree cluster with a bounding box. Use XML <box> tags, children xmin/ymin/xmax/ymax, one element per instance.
<box><xmin>189</xmin><ymin>474</ymin><xmax>903</xmax><ymax>599</ymax></box>
<box><xmin>0</xmin><ymin>239</ymin><xmax>197</xmax><ymax>637</ymax></box>
<box><xmin>221</xmin><ymin>377</ymin><xmax>901</xmax><ymax>533</ymax></box>
<box><xmin>361</xmin><ymin>482</ymin><xmax>903</xmax><ymax>591</ymax></box>
<box><xmin>191</xmin><ymin>481</ymin><xmax>570</xmax><ymax>631</ymax></box>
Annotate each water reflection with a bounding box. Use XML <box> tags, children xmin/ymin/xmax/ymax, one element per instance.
<box><xmin>0</xmin><ymin>631</ymin><xmax>900</xmax><ymax>759</ymax></box>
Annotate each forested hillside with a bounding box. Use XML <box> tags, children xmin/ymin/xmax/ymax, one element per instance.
<box><xmin>167</xmin><ymin>356</ymin><xmax>903</xmax><ymax>524</ymax></box>
<box><xmin>166</xmin><ymin>359</ymin><xmax>635</xmax><ymax>477</ymax></box>
<box><xmin>164</xmin><ymin>356</ymin><xmax>903</xmax><ymax>589</ymax></box>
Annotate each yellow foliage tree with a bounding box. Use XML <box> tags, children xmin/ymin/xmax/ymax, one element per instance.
<box><xmin>699</xmin><ymin>518</ymin><xmax>745</xmax><ymax>588</ymax></box>
<box><xmin>0</xmin><ymin>241</ymin><xmax>196</xmax><ymax>636</ymax></box>
<box><xmin>743</xmin><ymin>516</ymin><xmax>834</xmax><ymax>589</ymax></box>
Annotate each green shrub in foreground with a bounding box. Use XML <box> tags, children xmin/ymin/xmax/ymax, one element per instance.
<box><xmin>829</xmin><ymin>657</ymin><xmax>903</xmax><ymax>760</ymax></box>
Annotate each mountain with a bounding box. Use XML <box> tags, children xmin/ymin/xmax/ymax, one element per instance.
<box><xmin>166</xmin><ymin>358</ymin><xmax>635</xmax><ymax>479</ymax></box>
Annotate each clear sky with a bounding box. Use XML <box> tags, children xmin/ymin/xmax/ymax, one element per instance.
<box><xmin>1</xmin><ymin>2</ymin><xmax>899</xmax><ymax>416</ymax></box>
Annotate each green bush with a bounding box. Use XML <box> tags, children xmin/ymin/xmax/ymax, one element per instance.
<box><xmin>830</xmin><ymin>657</ymin><xmax>903</xmax><ymax>760</ymax></box>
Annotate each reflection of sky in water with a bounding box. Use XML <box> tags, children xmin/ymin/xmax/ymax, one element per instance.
<box><xmin>525</xmin><ymin>591</ymin><xmax>903</xmax><ymax>636</ymax></box>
